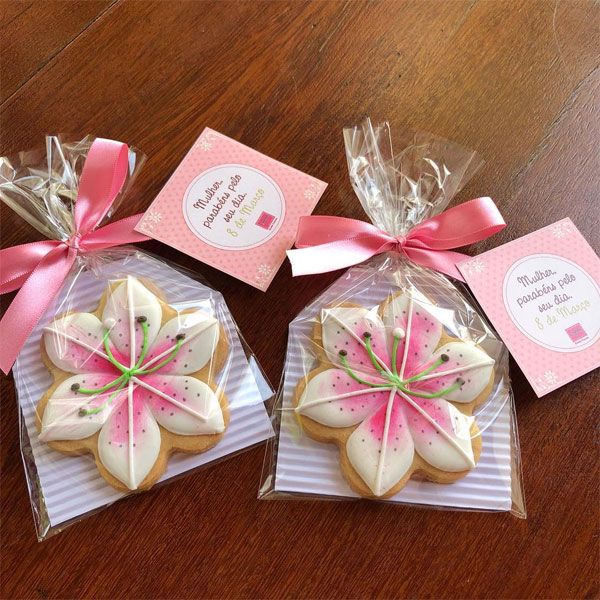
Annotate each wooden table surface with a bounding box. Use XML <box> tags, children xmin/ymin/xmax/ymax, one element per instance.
<box><xmin>1</xmin><ymin>1</ymin><xmax>599</xmax><ymax>598</ymax></box>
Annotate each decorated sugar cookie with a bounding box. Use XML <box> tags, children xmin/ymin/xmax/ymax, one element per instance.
<box><xmin>293</xmin><ymin>293</ymin><xmax>495</xmax><ymax>498</ymax></box>
<box><xmin>37</xmin><ymin>276</ymin><xmax>229</xmax><ymax>491</ymax></box>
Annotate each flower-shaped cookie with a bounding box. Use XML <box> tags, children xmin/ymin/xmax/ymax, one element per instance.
<box><xmin>38</xmin><ymin>276</ymin><xmax>228</xmax><ymax>491</ymax></box>
<box><xmin>294</xmin><ymin>293</ymin><xmax>495</xmax><ymax>498</ymax></box>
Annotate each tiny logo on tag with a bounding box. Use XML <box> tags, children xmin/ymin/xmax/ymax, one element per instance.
<box><xmin>256</xmin><ymin>211</ymin><xmax>277</xmax><ymax>230</ymax></box>
<box><xmin>565</xmin><ymin>323</ymin><xmax>588</xmax><ymax>344</ymax></box>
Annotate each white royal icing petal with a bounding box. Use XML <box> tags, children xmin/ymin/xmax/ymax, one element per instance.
<box><xmin>411</xmin><ymin>341</ymin><xmax>495</xmax><ymax>403</ymax></box>
<box><xmin>346</xmin><ymin>392</ymin><xmax>415</xmax><ymax>496</ymax></box>
<box><xmin>39</xmin><ymin>373</ymin><xmax>121</xmax><ymax>441</ymax></box>
<box><xmin>402</xmin><ymin>394</ymin><xmax>476</xmax><ymax>472</ymax></box>
<box><xmin>321</xmin><ymin>306</ymin><xmax>390</xmax><ymax>374</ymax></box>
<box><xmin>296</xmin><ymin>368</ymin><xmax>391</xmax><ymax>428</ymax></box>
<box><xmin>143</xmin><ymin>311</ymin><xmax>220</xmax><ymax>375</ymax></box>
<box><xmin>44</xmin><ymin>313</ymin><xmax>114</xmax><ymax>374</ymax></box>
<box><xmin>98</xmin><ymin>383</ymin><xmax>161</xmax><ymax>490</ymax></box>
<box><xmin>102</xmin><ymin>276</ymin><xmax>162</xmax><ymax>366</ymax></box>
<box><xmin>382</xmin><ymin>294</ymin><xmax>443</xmax><ymax>379</ymax></box>
<box><xmin>138</xmin><ymin>374</ymin><xmax>225</xmax><ymax>435</ymax></box>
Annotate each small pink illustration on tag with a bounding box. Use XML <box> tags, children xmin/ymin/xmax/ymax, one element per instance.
<box><xmin>256</xmin><ymin>211</ymin><xmax>277</xmax><ymax>230</ymax></box>
<box><xmin>565</xmin><ymin>323</ymin><xmax>588</xmax><ymax>344</ymax></box>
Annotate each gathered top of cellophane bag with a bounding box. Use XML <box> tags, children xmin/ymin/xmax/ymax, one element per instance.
<box><xmin>261</xmin><ymin>118</ymin><xmax>525</xmax><ymax>517</ymax></box>
<box><xmin>343</xmin><ymin>118</ymin><xmax>483</xmax><ymax>235</ymax></box>
<box><xmin>0</xmin><ymin>135</ymin><xmax>143</xmax><ymax>241</ymax></box>
<box><xmin>287</xmin><ymin>119</ymin><xmax>503</xmax><ymax>281</ymax></box>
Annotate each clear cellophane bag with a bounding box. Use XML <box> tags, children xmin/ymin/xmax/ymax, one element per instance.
<box><xmin>1</xmin><ymin>136</ymin><xmax>274</xmax><ymax>540</ymax></box>
<box><xmin>259</xmin><ymin>120</ymin><xmax>525</xmax><ymax>517</ymax></box>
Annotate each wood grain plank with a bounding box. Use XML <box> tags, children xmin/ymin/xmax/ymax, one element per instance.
<box><xmin>0</xmin><ymin>0</ymin><xmax>115</xmax><ymax>103</ymax></box>
<box><xmin>1</xmin><ymin>1</ymin><xmax>599</xmax><ymax>598</ymax></box>
<box><xmin>0</xmin><ymin>1</ymin><xmax>33</xmax><ymax>27</ymax></box>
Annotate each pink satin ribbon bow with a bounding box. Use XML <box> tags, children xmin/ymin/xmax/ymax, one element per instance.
<box><xmin>0</xmin><ymin>138</ymin><xmax>150</xmax><ymax>374</ymax></box>
<box><xmin>287</xmin><ymin>196</ymin><xmax>505</xmax><ymax>280</ymax></box>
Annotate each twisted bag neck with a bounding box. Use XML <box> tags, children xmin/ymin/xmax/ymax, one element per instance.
<box><xmin>286</xmin><ymin>197</ymin><xmax>505</xmax><ymax>279</ymax></box>
<box><xmin>0</xmin><ymin>138</ymin><xmax>150</xmax><ymax>374</ymax></box>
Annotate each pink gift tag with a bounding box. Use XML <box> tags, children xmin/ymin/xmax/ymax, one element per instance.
<box><xmin>136</xmin><ymin>128</ymin><xmax>327</xmax><ymax>291</ymax></box>
<box><xmin>457</xmin><ymin>218</ymin><xmax>600</xmax><ymax>396</ymax></box>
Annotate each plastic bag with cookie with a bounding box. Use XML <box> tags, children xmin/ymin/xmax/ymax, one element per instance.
<box><xmin>259</xmin><ymin>118</ymin><xmax>525</xmax><ymax>517</ymax></box>
<box><xmin>1</xmin><ymin>136</ymin><xmax>273</xmax><ymax>540</ymax></box>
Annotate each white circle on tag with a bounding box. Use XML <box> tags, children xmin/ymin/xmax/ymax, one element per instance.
<box><xmin>502</xmin><ymin>254</ymin><xmax>600</xmax><ymax>352</ymax></box>
<box><xmin>182</xmin><ymin>164</ymin><xmax>285</xmax><ymax>250</ymax></box>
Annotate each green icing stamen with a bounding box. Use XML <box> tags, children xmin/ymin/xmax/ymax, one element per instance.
<box><xmin>403</xmin><ymin>354</ymin><xmax>448</xmax><ymax>384</ymax></box>
<box><xmin>391</xmin><ymin>333</ymin><xmax>401</xmax><ymax>377</ymax></box>
<box><xmin>103</xmin><ymin>329</ymin><xmax>128</xmax><ymax>374</ymax></box>
<box><xmin>75</xmin><ymin>317</ymin><xmax>188</xmax><ymax>417</ymax></box>
<box><xmin>133</xmin><ymin>317</ymin><xmax>150</xmax><ymax>370</ymax></box>
<box><xmin>362</xmin><ymin>332</ymin><xmax>389</xmax><ymax>377</ymax></box>
<box><xmin>399</xmin><ymin>378</ymin><xmax>464</xmax><ymax>399</ymax></box>
<box><xmin>78</xmin><ymin>377</ymin><xmax>128</xmax><ymax>416</ymax></box>
<box><xmin>338</xmin><ymin>351</ymin><xmax>389</xmax><ymax>388</ymax></box>
<box><xmin>71</xmin><ymin>374</ymin><xmax>125</xmax><ymax>395</ymax></box>
<box><xmin>136</xmin><ymin>334</ymin><xmax>185</xmax><ymax>375</ymax></box>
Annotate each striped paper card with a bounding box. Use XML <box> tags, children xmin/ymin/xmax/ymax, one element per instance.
<box><xmin>14</xmin><ymin>252</ymin><xmax>274</xmax><ymax>530</ymax></box>
<box><xmin>273</xmin><ymin>265</ymin><xmax>516</xmax><ymax>511</ymax></box>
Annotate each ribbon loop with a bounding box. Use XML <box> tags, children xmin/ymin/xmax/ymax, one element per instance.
<box><xmin>287</xmin><ymin>196</ymin><xmax>505</xmax><ymax>281</ymax></box>
<box><xmin>0</xmin><ymin>138</ymin><xmax>150</xmax><ymax>374</ymax></box>
<box><xmin>74</xmin><ymin>139</ymin><xmax>131</xmax><ymax>234</ymax></box>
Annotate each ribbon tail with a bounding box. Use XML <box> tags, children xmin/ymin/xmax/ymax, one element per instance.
<box><xmin>288</xmin><ymin>236</ymin><xmax>393</xmax><ymax>276</ymax></box>
<box><xmin>289</xmin><ymin>215</ymin><xmax>397</xmax><ymax>275</ymax></box>
<box><xmin>403</xmin><ymin>247</ymin><xmax>468</xmax><ymax>282</ymax></box>
<box><xmin>408</xmin><ymin>197</ymin><xmax>505</xmax><ymax>249</ymax></box>
<box><xmin>80</xmin><ymin>214</ymin><xmax>150</xmax><ymax>250</ymax></box>
<box><xmin>0</xmin><ymin>245</ymin><xmax>76</xmax><ymax>374</ymax></box>
<box><xmin>0</xmin><ymin>240</ymin><xmax>61</xmax><ymax>293</ymax></box>
<box><xmin>295</xmin><ymin>215</ymin><xmax>388</xmax><ymax>247</ymax></box>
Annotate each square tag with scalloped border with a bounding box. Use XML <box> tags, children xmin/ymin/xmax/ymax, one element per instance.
<box><xmin>136</xmin><ymin>128</ymin><xmax>327</xmax><ymax>291</ymax></box>
<box><xmin>457</xmin><ymin>218</ymin><xmax>600</xmax><ymax>396</ymax></box>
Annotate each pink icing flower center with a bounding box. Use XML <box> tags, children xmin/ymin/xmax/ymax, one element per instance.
<box><xmin>337</xmin><ymin>329</ymin><xmax>465</xmax><ymax>399</ymax></box>
<box><xmin>71</xmin><ymin>316</ymin><xmax>186</xmax><ymax>416</ymax></box>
